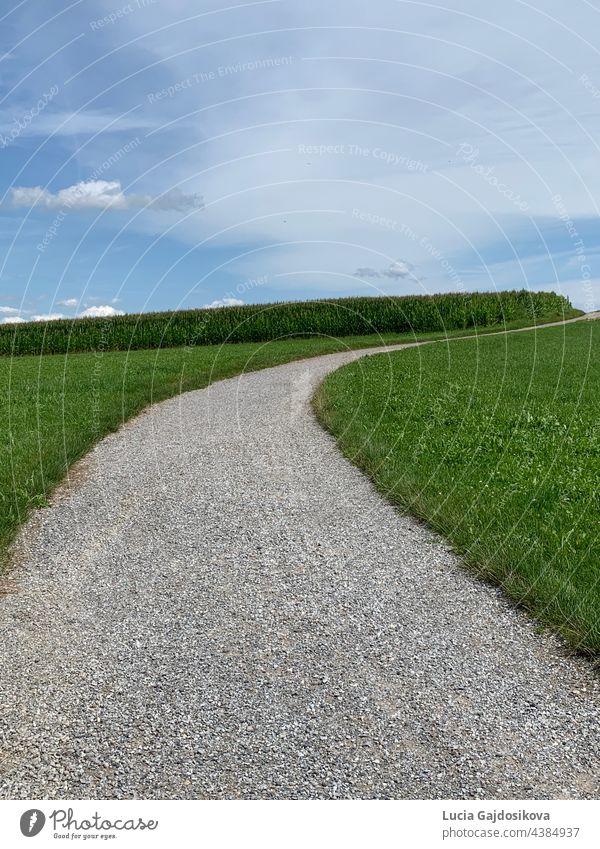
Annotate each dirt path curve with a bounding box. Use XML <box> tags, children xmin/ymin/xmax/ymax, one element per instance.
<box><xmin>0</xmin><ymin>317</ymin><xmax>599</xmax><ymax>799</ymax></box>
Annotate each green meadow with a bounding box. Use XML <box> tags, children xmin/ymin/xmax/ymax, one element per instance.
<box><xmin>315</xmin><ymin>320</ymin><xmax>600</xmax><ymax>655</ymax></box>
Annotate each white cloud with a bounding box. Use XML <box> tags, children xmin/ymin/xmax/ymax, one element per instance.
<box><xmin>355</xmin><ymin>261</ymin><xmax>417</xmax><ymax>279</ymax></box>
<box><xmin>2</xmin><ymin>305</ymin><xmax>125</xmax><ymax>322</ymax></box>
<box><xmin>385</xmin><ymin>260</ymin><xmax>415</xmax><ymax>279</ymax></box>
<box><xmin>79</xmin><ymin>304</ymin><xmax>125</xmax><ymax>318</ymax></box>
<box><xmin>10</xmin><ymin>180</ymin><xmax>203</xmax><ymax>213</ymax></box>
<box><xmin>202</xmin><ymin>297</ymin><xmax>245</xmax><ymax>309</ymax></box>
<box><xmin>31</xmin><ymin>313</ymin><xmax>66</xmax><ymax>322</ymax></box>
<box><xmin>0</xmin><ymin>305</ymin><xmax>19</xmax><ymax>313</ymax></box>
<box><xmin>58</xmin><ymin>298</ymin><xmax>79</xmax><ymax>308</ymax></box>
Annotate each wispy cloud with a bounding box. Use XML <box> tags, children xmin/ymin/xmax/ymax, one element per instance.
<box><xmin>354</xmin><ymin>260</ymin><xmax>417</xmax><ymax>280</ymax></box>
<box><xmin>10</xmin><ymin>180</ymin><xmax>203</xmax><ymax>213</ymax></box>
<box><xmin>0</xmin><ymin>108</ymin><xmax>159</xmax><ymax>139</ymax></box>
<box><xmin>3</xmin><ymin>0</ymin><xmax>600</xmax><ymax>312</ymax></box>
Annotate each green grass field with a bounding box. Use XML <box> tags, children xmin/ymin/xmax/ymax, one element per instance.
<box><xmin>0</xmin><ymin>310</ymin><xmax>578</xmax><ymax>570</ymax></box>
<box><xmin>314</xmin><ymin>320</ymin><xmax>600</xmax><ymax>655</ymax></box>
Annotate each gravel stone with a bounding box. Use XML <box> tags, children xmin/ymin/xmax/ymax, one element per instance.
<box><xmin>0</xmin><ymin>344</ymin><xmax>599</xmax><ymax>799</ymax></box>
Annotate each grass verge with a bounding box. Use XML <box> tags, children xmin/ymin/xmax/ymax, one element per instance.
<box><xmin>314</xmin><ymin>320</ymin><xmax>600</xmax><ymax>656</ymax></box>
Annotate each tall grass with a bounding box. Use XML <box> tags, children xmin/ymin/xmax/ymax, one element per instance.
<box><xmin>0</xmin><ymin>290</ymin><xmax>573</xmax><ymax>356</ymax></box>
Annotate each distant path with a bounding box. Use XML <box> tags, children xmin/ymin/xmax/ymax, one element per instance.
<box><xmin>0</xmin><ymin>316</ymin><xmax>599</xmax><ymax>799</ymax></box>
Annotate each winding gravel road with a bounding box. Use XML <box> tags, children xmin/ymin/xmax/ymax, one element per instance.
<box><xmin>1</xmin><ymin>340</ymin><xmax>599</xmax><ymax>799</ymax></box>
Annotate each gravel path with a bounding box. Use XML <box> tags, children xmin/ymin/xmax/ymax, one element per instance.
<box><xmin>0</xmin><ymin>341</ymin><xmax>599</xmax><ymax>800</ymax></box>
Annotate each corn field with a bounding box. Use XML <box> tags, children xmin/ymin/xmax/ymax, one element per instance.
<box><xmin>0</xmin><ymin>290</ymin><xmax>573</xmax><ymax>356</ymax></box>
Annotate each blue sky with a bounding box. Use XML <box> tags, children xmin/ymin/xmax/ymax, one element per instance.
<box><xmin>1</xmin><ymin>0</ymin><xmax>600</xmax><ymax>322</ymax></box>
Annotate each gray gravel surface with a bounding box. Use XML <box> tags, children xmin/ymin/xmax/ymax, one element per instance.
<box><xmin>0</xmin><ymin>343</ymin><xmax>599</xmax><ymax>800</ymax></box>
